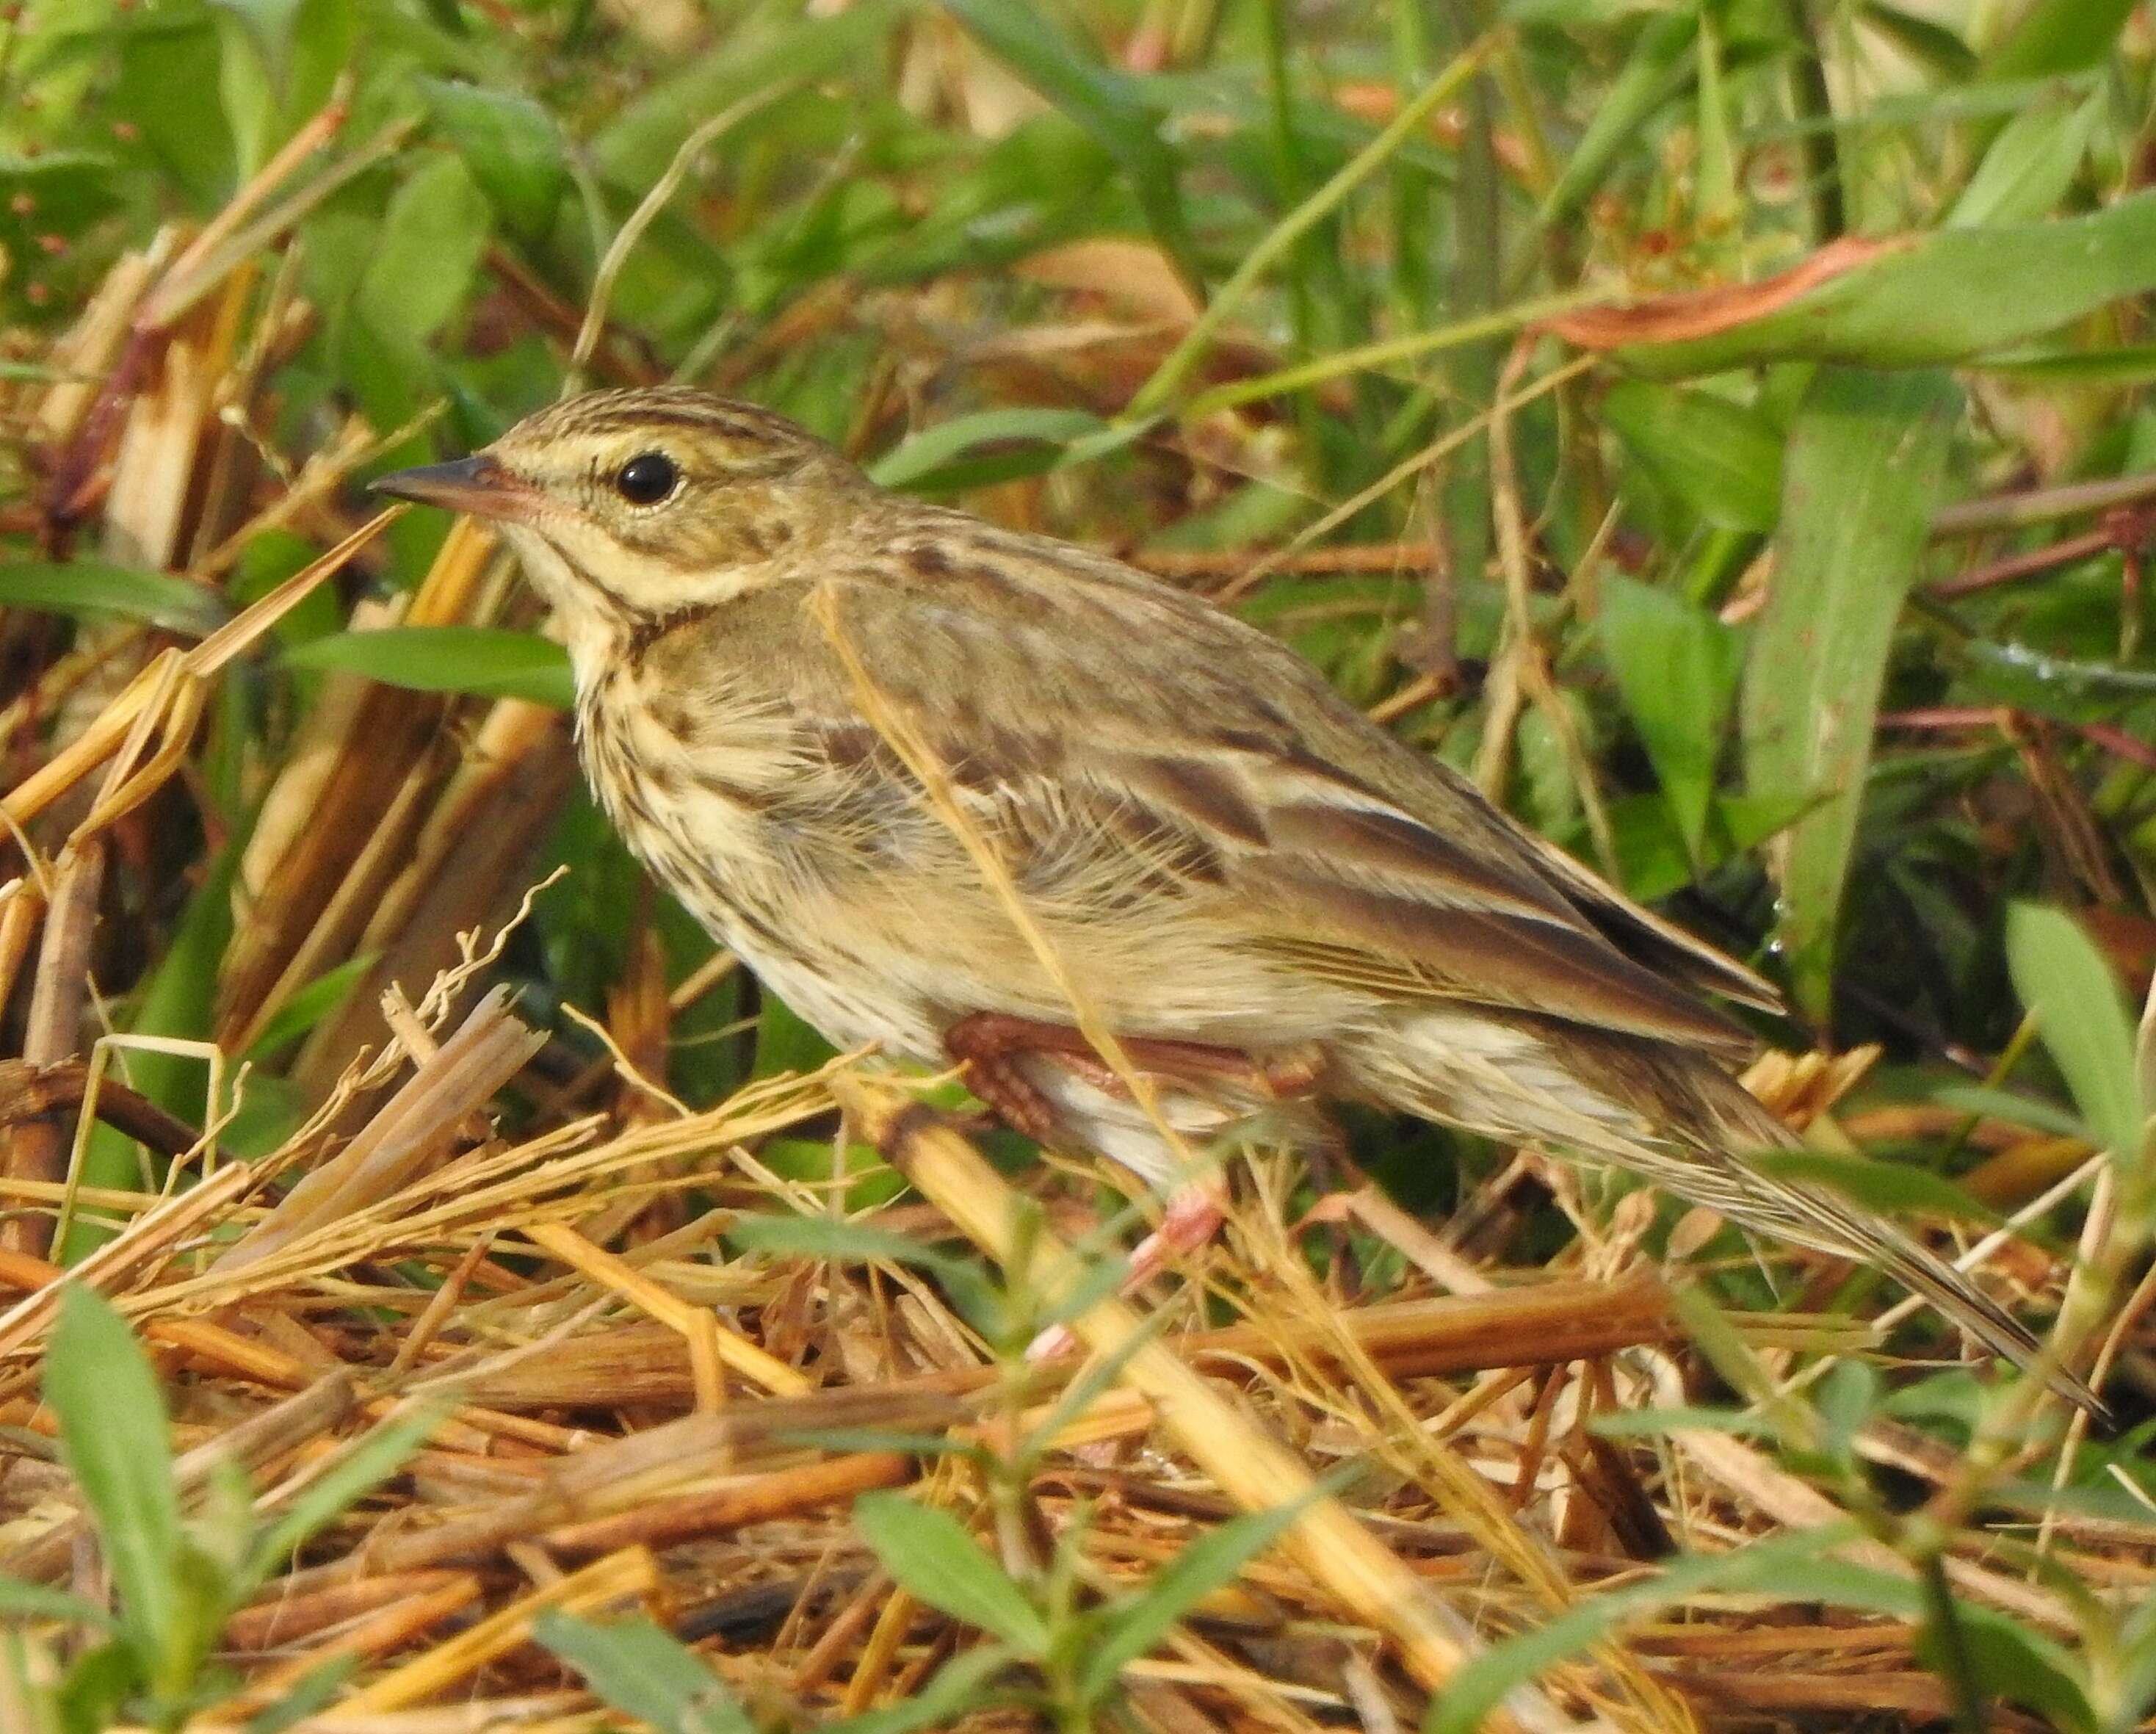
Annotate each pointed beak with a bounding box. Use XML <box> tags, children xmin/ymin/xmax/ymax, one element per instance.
<box><xmin>370</xmin><ymin>454</ymin><xmax>532</xmax><ymax>520</ymax></box>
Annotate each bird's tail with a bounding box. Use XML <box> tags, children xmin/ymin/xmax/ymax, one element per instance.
<box><xmin>1356</xmin><ymin>1011</ymin><xmax>2106</xmax><ymax>1419</ymax></box>
<box><xmin>1665</xmin><ymin>1069</ymin><xmax>2108</xmax><ymax>1423</ymax></box>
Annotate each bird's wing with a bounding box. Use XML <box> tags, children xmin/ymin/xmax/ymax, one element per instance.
<box><xmin>803</xmin><ymin>549</ymin><xmax>1763</xmax><ymax>1057</ymax></box>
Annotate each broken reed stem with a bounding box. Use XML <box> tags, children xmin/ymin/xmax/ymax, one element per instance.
<box><xmin>524</xmin><ymin>1218</ymin><xmax>803</xmax><ymax>1404</ymax></box>
<box><xmin>0</xmin><ymin>510</ymin><xmax>402</xmax><ymax>837</ymax></box>
<box><xmin>1</xmin><ymin>842</ymin><xmax>106</xmax><ymax>1256</ymax></box>
<box><xmin>836</xmin><ymin>1075</ymin><xmax>1546</xmax><ymax>1726</ymax></box>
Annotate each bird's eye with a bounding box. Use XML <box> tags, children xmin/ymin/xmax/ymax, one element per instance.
<box><xmin>613</xmin><ymin>452</ymin><xmax>679</xmax><ymax>506</ymax></box>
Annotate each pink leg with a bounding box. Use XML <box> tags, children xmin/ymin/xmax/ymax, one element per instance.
<box><xmin>1027</xmin><ymin>1183</ymin><xmax>1227</xmax><ymax>1361</ymax></box>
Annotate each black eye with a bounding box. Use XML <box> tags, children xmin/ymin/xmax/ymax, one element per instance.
<box><xmin>614</xmin><ymin>452</ymin><xmax>679</xmax><ymax>505</ymax></box>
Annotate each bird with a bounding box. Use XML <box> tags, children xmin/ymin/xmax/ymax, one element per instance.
<box><xmin>374</xmin><ymin>384</ymin><xmax>2101</xmax><ymax>1416</ymax></box>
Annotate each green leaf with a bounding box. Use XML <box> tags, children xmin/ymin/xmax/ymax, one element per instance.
<box><xmin>1075</xmin><ymin>1495</ymin><xmax>1311</xmax><ymax>1703</ymax></box>
<box><xmin>1860</xmin><ymin>4</ymin><xmax>1976</xmax><ymax>78</ymax></box>
<box><xmin>869</xmin><ymin>408</ymin><xmax>1107</xmax><ymax>494</ymax></box>
<box><xmin>0</xmin><ymin>1578</ymin><xmax>117</xmax><ymax>1628</ymax></box>
<box><xmin>725</xmin><ymin>1213</ymin><xmax>987</xmax><ymax>1290</ymax></box>
<box><xmin>0</xmin><ymin>563</ymin><xmax>228</xmax><ymax>636</ymax></box>
<box><xmin>355</xmin><ymin>154</ymin><xmax>492</xmax><ymax>347</ymax></box>
<box><xmin>1538</xmin><ymin>11</ymin><xmax>1695</xmax><ymax>227</ymax></box>
<box><xmin>1425</xmin><ymin>1528</ymin><xmax>1856</xmax><ymax>1734</ymax></box>
<box><xmin>1749</xmin><ymin>1149</ymin><xmax>1999</xmax><ymax>1225</ymax></box>
<box><xmin>241</xmin><ymin>953</ymin><xmax>377</xmax><ymax>1061</ymax></box>
<box><xmin>419</xmin><ymin>80</ymin><xmax>568</xmax><ymax>244</ymax></box>
<box><xmin>941</xmin><ymin>0</ymin><xmax>1197</xmax><ymax>289</ymax></box>
<box><xmin>2005</xmin><ymin>904</ymin><xmax>2145</xmax><ymax>1166</ymax></box>
<box><xmin>593</xmin><ymin>0</ymin><xmax>901</xmax><ymax>188</ymax></box>
<box><xmin>1947</xmin><ymin>90</ymin><xmax>2100</xmax><ymax>227</ymax></box>
<box><xmin>1611</xmin><ymin>195</ymin><xmax>2156</xmax><ymax>376</ymax></box>
<box><xmin>1740</xmin><ymin>366</ymin><xmax>1958</xmax><ymax>1018</ymax></box>
<box><xmin>1603</xmin><ymin>380</ymin><xmax>1782</xmax><ymax>533</ymax></box>
<box><xmin>243</xmin><ymin>1655</ymin><xmax>357</xmax><ymax>1734</ymax></box>
<box><xmin>850</xmin><ymin>1492</ymin><xmax>1049</xmax><ymax>1657</ymax></box>
<box><xmin>47</xmin><ymin>1287</ymin><xmax>182</xmax><ymax>1682</ymax></box>
<box><xmin>1598</xmin><ymin>575</ymin><xmax>1743</xmax><ymax>859</ymax></box>
<box><xmin>1928</xmin><ymin>1085</ymin><xmax>2088</xmax><ymax>1143</ymax></box>
<box><xmin>818</xmin><ymin>1646</ymin><xmax>1015</xmax><ymax>1734</ymax></box>
<box><xmin>281</xmin><ymin>626</ymin><xmax>573</xmax><ymax>707</ymax></box>
<box><xmin>532</xmin><ymin>1613</ymin><xmax>752</xmax><ymax>1734</ymax></box>
<box><xmin>1983</xmin><ymin>0</ymin><xmax>2137</xmax><ymax>79</ymax></box>
<box><xmin>239</xmin><ymin>1403</ymin><xmax>442</xmax><ymax>1602</ymax></box>
<box><xmin>1916</xmin><ymin>1584</ymin><xmax>2094</xmax><ymax>1734</ymax></box>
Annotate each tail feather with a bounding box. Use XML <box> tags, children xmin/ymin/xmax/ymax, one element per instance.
<box><xmin>1360</xmin><ymin>1008</ymin><xmax>2106</xmax><ymax>1418</ymax></box>
<box><xmin>1674</xmin><ymin>1072</ymin><xmax>2109</xmax><ymax>1423</ymax></box>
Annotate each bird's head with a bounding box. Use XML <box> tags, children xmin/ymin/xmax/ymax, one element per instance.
<box><xmin>373</xmin><ymin>386</ymin><xmax>867</xmax><ymax>632</ymax></box>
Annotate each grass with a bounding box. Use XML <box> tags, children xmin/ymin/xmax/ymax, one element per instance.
<box><xmin>1</xmin><ymin>0</ymin><xmax>2154</xmax><ymax>1728</ymax></box>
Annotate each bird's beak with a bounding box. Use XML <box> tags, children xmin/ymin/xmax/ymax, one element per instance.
<box><xmin>370</xmin><ymin>454</ymin><xmax>532</xmax><ymax>521</ymax></box>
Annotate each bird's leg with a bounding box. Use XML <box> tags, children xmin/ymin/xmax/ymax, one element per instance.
<box><xmin>942</xmin><ymin>1014</ymin><xmax>1325</xmax><ymax>1360</ymax></box>
<box><xmin>942</xmin><ymin>1012</ymin><xmax>1066</xmax><ymax>1142</ymax></box>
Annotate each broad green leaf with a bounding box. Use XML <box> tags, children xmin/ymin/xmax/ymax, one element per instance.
<box><xmin>869</xmin><ymin>407</ymin><xmax>1107</xmax><ymax>494</ymax></box>
<box><xmin>1603</xmin><ymin>380</ymin><xmax>1781</xmax><ymax>532</ymax></box>
<box><xmin>0</xmin><ymin>563</ymin><xmax>228</xmax><ymax>636</ymax></box>
<box><xmin>1598</xmin><ymin>574</ymin><xmax>1743</xmax><ymax>859</ymax></box>
<box><xmin>282</xmin><ymin>626</ymin><xmax>573</xmax><ymax>707</ymax></box>
<box><xmin>47</xmin><ymin>1287</ymin><xmax>182</xmax><ymax>1680</ymax></box>
<box><xmin>1914</xmin><ymin>1582</ymin><xmax>2094</xmax><ymax>1734</ymax></box>
<box><xmin>1604</xmin><ymin>788</ymin><xmax>1812</xmax><ymax>903</ymax></box>
<box><xmin>356</xmin><ymin>154</ymin><xmax>491</xmax><ymax>347</ymax></box>
<box><xmin>1076</xmin><ymin>1496</ymin><xmax>1312</xmax><ymax>1703</ymax></box>
<box><xmin>2005</xmin><ymin>904</ymin><xmax>2145</xmax><ymax>1168</ymax></box>
<box><xmin>1741</xmin><ymin>366</ymin><xmax>1958</xmax><ymax>1017</ymax></box>
<box><xmin>532</xmin><ymin>1613</ymin><xmax>751</xmax><ymax>1734</ymax></box>
<box><xmin>942</xmin><ymin>0</ymin><xmax>1198</xmax><ymax>289</ymax></box>
<box><xmin>419</xmin><ymin>80</ymin><xmax>567</xmax><ymax>243</ymax></box>
<box><xmin>1947</xmin><ymin>90</ymin><xmax>2100</xmax><ymax>227</ymax></box>
<box><xmin>851</xmin><ymin>1492</ymin><xmax>1049</xmax><ymax>1657</ymax></box>
<box><xmin>1611</xmin><ymin>195</ymin><xmax>2156</xmax><ymax>377</ymax></box>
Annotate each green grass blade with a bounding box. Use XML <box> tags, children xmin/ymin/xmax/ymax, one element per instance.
<box><xmin>47</xmin><ymin>1287</ymin><xmax>184</xmax><ymax>1683</ymax></box>
<box><xmin>0</xmin><ymin>563</ymin><xmax>229</xmax><ymax>636</ymax></box>
<box><xmin>2005</xmin><ymin>904</ymin><xmax>2146</xmax><ymax>1169</ymax></box>
<box><xmin>1740</xmin><ymin>365</ymin><xmax>1958</xmax><ymax>1017</ymax></box>
<box><xmin>282</xmin><ymin>626</ymin><xmax>574</xmax><ymax>707</ymax></box>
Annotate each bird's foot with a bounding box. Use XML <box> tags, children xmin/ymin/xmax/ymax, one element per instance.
<box><xmin>1025</xmin><ymin>1182</ymin><xmax>1229</xmax><ymax>1362</ymax></box>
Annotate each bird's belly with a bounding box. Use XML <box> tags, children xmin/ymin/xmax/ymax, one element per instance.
<box><xmin>607</xmin><ymin>791</ymin><xmax>946</xmax><ymax>1060</ymax></box>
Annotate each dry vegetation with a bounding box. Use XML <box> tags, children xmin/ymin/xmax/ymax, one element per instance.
<box><xmin>1</xmin><ymin>2</ymin><xmax>2155</xmax><ymax>1731</ymax></box>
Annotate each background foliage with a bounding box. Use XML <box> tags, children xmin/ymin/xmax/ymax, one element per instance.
<box><xmin>2</xmin><ymin>0</ymin><xmax>2155</xmax><ymax>1729</ymax></box>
